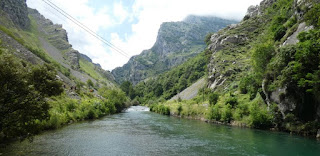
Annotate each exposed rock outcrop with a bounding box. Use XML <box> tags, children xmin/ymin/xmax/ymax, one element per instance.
<box><xmin>0</xmin><ymin>0</ymin><xmax>30</xmax><ymax>29</ymax></box>
<box><xmin>66</xmin><ymin>49</ymin><xmax>80</xmax><ymax>70</ymax></box>
<box><xmin>282</xmin><ymin>22</ymin><xmax>313</xmax><ymax>46</ymax></box>
<box><xmin>112</xmin><ymin>15</ymin><xmax>237</xmax><ymax>84</ymax></box>
<box><xmin>244</xmin><ymin>0</ymin><xmax>276</xmax><ymax>19</ymax></box>
<box><xmin>270</xmin><ymin>87</ymin><xmax>297</xmax><ymax>118</ymax></box>
<box><xmin>28</xmin><ymin>9</ymin><xmax>71</xmax><ymax>51</ymax></box>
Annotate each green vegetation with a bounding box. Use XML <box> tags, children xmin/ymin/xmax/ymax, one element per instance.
<box><xmin>0</xmin><ymin>8</ymin><xmax>127</xmax><ymax>144</ymax></box>
<box><xmin>150</xmin><ymin>0</ymin><xmax>320</xmax><ymax>136</ymax></box>
<box><xmin>42</xmin><ymin>88</ymin><xmax>127</xmax><ymax>130</ymax></box>
<box><xmin>0</xmin><ymin>52</ymin><xmax>62</xmax><ymax>142</ymax></box>
<box><xmin>79</xmin><ymin>58</ymin><xmax>103</xmax><ymax>80</ymax></box>
<box><xmin>132</xmin><ymin>51</ymin><xmax>209</xmax><ymax>103</ymax></box>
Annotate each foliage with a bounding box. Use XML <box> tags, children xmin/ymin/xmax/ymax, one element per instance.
<box><xmin>150</xmin><ymin>104</ymin><xmax>170</xmax><ymax>115</ymax></box>
<box><xmin>98</xmin><ymin>87</ymin><xmax>128</xmax><ymax>113</ymax></box>
<box><xmin>304</xmin><ymin>2</ymin><xmax>320</xmax><ymax>28</ymax></box>
<box><xmin>251</xmin><ymin>41</ymin><xmax>275</xmax><ymax>76</ymax></box>
<box><xmin>120</xmin><ymin>81</ymin><xmax>135</xmax><ymax>99</ymax></box>
<box><xmin>208</xmin><ymin>92</ymin><xmax>219</xmax><ymax>106</ymax></box>
<box><xmin>133</xmin><ymin>51</ymin><xmax>207</xmax><ymax>103</ymax></box>
<box><xmin>29</xmin><ymin>64</ymin><xmax>63</xmax><ymax>96</ymax></box>
<box><xmin>239</xmin><ymin>74</ymin><xmax>260</xmax><ymax>99</ymax></box>
<box><xmin>86</xmin><ymin>79</ymin><xmax>94</xmax><ymax>88</ymax></box>
<box><xmin>0</xmin><ymin>53</ymin><xmax>61</xmax><ymax>141</ymax></box>
<box><xmin>248</xmin><ymin>94</ymin><xmax>273</xmax><ymax>129</ymax></box>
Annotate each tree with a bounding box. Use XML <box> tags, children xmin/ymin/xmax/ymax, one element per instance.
<box><xmin>29</xmin><ymin>64</ymin><xmax>63</xmax><ymax>96</ymax></box>
<box><xmin>99</xmin><ymin>88</ymin><xmax>127</xmax><ymax>113</ymax></box>
<box><xmin>209</xmin><ymin>92</ymin><xmax>219</xmax><ymax>106</ymax></box>
<box><xmin>0</xmin><ymin>54</ymin><xmax>49</xmax><ymax>141</ymax></box>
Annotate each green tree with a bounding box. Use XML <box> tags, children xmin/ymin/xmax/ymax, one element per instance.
<box><xmin>0</xmin><ymin>54</ymin><xmax>49</xmax><ymax>141</ymax></box>
<box><xmin>209</xmin><ymin>92</ymin><xmax>219</xmax><ymax>106</ymax></box>
<box><xmin>99</xmin><ymin>87</ymin><xmax>127</xmax><ymax>113</ymax></box>
<box><xmin>29</xmin><ymin>64</ymin><xmax>63</xmax><ymax>96</ymax></box>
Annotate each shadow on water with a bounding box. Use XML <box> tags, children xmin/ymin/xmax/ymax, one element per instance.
<box><xmin>1</xmin><ymin>106</ymin><xmax>320</xmax><ymax>156</ymax></box>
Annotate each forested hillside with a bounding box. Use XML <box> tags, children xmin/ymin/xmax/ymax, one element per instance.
<box><xmin>148</xmin><ymin>0</ymin><xmax>320</xmax><ymax>137</ymax></box>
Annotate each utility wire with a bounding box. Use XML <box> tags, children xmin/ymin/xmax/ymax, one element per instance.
<box><xmin>42</xmin><ymin>0</ymin><xmax>130</xmax><ymax>58</ymax></box>
<box><xmin>44</xmin><ymin>0</ymin><xmax>129</xmax><ymax>57</ymax></box>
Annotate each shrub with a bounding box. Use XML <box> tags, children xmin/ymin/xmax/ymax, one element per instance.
<box><xmin>209</xmin><ymin>92</ymin><xmax>219</xmax><ymax>106</ymax></box>
<box><xmin>274</xmin><ymin>25</ymin><xmax>287</xmax><ymax>41</ymax></box>
<box><xmin>221</xmin><ymin>104</ymin><xmax>233</xmax><ymax>122</ymax></box>
<box><xmin>226</xmin><ymin>96</ymin><xmax>238</xmax><ymax>108</ymax></box>
<box><xmin>207</xmin><ymin>105</ymin><xmax>221</xmax><ymax>121</ymax></box>
<box><xmin>248</xmin><ymin>94</ymin><xmax>273</xmax><ymax>129</ymax></box>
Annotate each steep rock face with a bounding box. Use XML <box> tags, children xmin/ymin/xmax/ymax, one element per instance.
<box><xmin>66</xmin><ymin>49</ymin><xmax>80</xmax><ymax>70</ymax></box>
<box><xmin>206</xmin><ymin>0</ymin><xmax>320</xmax><ymax>123</ymax></box>
<box><xmin>0</xmin><ymin>0</ymin><xmax>29</xmax><ymax>29</ymax></box>
<box><xmin>207</xmin><ymin>0</ymin><xmax>278</xmax><ymax>91</ymax></box>
<box><xmin>112</xmin><ymin>15</ymin><xmax>237</xmax><ymax>84</ymax></box>
<box><xmin>28</xmin><ymin>9</ymin><xmax>71</xmax><ymax>51</ymax></box>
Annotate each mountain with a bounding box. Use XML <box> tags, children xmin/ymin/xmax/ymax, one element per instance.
<box><xmin>0</xmin><ymin>0</ymin><xmax>127</xmax><ymax>142</ymax></box>
<box><xmin>139</xmin><ymin>0</ymin><xmax>320</xmax><ymax>137</ymax></box>
<box><xmin>112</xmin><ymin>16</ymin><xmax>237</xmax><ymax>84</ymax></box>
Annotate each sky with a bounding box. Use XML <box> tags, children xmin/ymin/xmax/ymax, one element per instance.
<box><xmin>27</xmin><ymin>0</ymin><xmax>262</xmax><ymax>71</ymax></box>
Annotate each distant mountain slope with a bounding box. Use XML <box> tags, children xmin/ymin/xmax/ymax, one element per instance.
<box><xmin>112</xmin><ymin>16</ymin><xmax>237</xmax><ymax>84</ymax></box>
<box><xmin>28</xmin><ymin>8</ymin><xmax>115</xmax><ymax>86</ymax></box>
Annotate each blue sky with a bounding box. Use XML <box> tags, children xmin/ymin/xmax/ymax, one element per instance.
<box><xmin>27</xmin><ymin>0</ymin><xmax>262</xmax><ymax>70</ymax></box>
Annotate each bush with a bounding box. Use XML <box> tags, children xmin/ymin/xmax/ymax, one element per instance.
<box><xmin>207</xmin><ymin>105</ymin><xmax>221</xmax><ymax>121</ymax></box>
<box><xmin>248</xmin><ymin>94</ymin><xmax>273</xmax><ymax>129</ymax></box>
<box><xmin>221</xmin><ymin>104</ymin><xmax>232</xmax><ymax>122</ymax></box>
<box><xmin>209</xmin><ymin>92</ymin><xmax>219</xmax><ymax>106</ymax></box>
<box><xmin>274</xmin><ymin>25</ymin><xmax>287</xmax><ymax>41</ymax></box>
<box><xmin>304</xmin><ymin>3</ymin><xmax>320</xmax><ymax>28</ymax></box>
<box><xmin>150</xmin><ymin>104</ymin><xmax>170</xmax><ymax>115</ymax></box>
<box><xmin>226</xmin><ymin>96</ymin><xmax>238</xmax><ymax>108</ymax></box>
<box><xmin>98</xmin><ymin>87</ymin><xmax>128</xmax><ymax>113</ymax></box>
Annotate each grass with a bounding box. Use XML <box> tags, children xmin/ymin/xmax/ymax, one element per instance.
<box><xmin>79</xmin><ymin>58</ymin><xmax>104</xmax><ymax>80</ymax></box>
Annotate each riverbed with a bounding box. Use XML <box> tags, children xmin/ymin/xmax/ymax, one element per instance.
<box><xmin>1</xmin><ymin>106</ymin><xmax>320</xmax><ymax>155</ymax></box>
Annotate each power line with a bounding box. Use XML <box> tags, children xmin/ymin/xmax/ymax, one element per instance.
<box><xmin>41</xmin><ymin>0</ymin><xmax>130</xmax><ymax>58</ymax></box>
<box><xmin>44</xmin><ymin>0</ymin><xmax>129</xmax><ymax>57</ymax></box>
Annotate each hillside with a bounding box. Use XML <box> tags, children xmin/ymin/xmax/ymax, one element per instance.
<box><xmin>112</xmin><ymin>16</ymin><xmax>237</xmax><ymax>84</ymax></box>
<box><xmin>146</xmin><ymin>0</ymin><xmax>320</xmax><ymax>137</ymax></box>
<box><xmin>0</xmin><ymin>0</ymin><xmax>127</xmax><ymax>142</ymax></box>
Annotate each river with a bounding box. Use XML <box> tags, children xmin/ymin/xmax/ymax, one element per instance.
<box><xmin>1</xmin><ymin>106</ymin><xmax>320</xmax><ymax>155</ymax></box>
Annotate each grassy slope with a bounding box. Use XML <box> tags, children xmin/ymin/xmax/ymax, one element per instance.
<box><xmin>0</xmin><ymin>7</ymin><xmax>126</xmax><ymax>142</ymax></box>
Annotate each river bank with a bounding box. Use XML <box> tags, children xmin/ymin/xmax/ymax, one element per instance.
<box><xmin>149</xmin><ymin>98</ymin><xmax>320</xmax><ymax>139</ymax></box>
<box><xmin>2</xmin><ymin>106</ymin><xmax>320</xmax><ymax>156</ymax></box>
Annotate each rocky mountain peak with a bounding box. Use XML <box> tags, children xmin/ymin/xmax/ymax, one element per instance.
<box><xmin>112</xmin><ymin>16</ymin><xmax>237</xmax><ymax>84</ymax></box>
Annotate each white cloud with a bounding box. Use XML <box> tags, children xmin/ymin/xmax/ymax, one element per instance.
<box><xmin>113</xmin><ymin>1</ymin><xmax>129</xmax><ymax>24</ymax></box>
<box><xmin>26</xmin><ymin>0</ymin><xmax>262</xmax><ymax>70</ymax></box>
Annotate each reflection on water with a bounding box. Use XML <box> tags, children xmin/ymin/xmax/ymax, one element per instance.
<box><xmin>1</xmin><ymin>106</ymin><xmax>320</xmax><ymax>156</ymax></box>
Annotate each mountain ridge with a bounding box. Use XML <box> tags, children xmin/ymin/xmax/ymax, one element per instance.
<box><xmin>112</xmin><ymin>15</ymin><xmax>237</xmax><ymax>84</ymax></box>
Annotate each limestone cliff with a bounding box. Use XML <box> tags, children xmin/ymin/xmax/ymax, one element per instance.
<box><xmin>112</xmin><ymin>16</ymin><xmax>237</xmax><ymax>84</ymax></box>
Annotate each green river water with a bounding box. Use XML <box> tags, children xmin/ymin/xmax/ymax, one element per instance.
<box><xmin>1</xmin><ymin>106</ymin><xmax>320</xmax><ymax>156</ymax></box>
